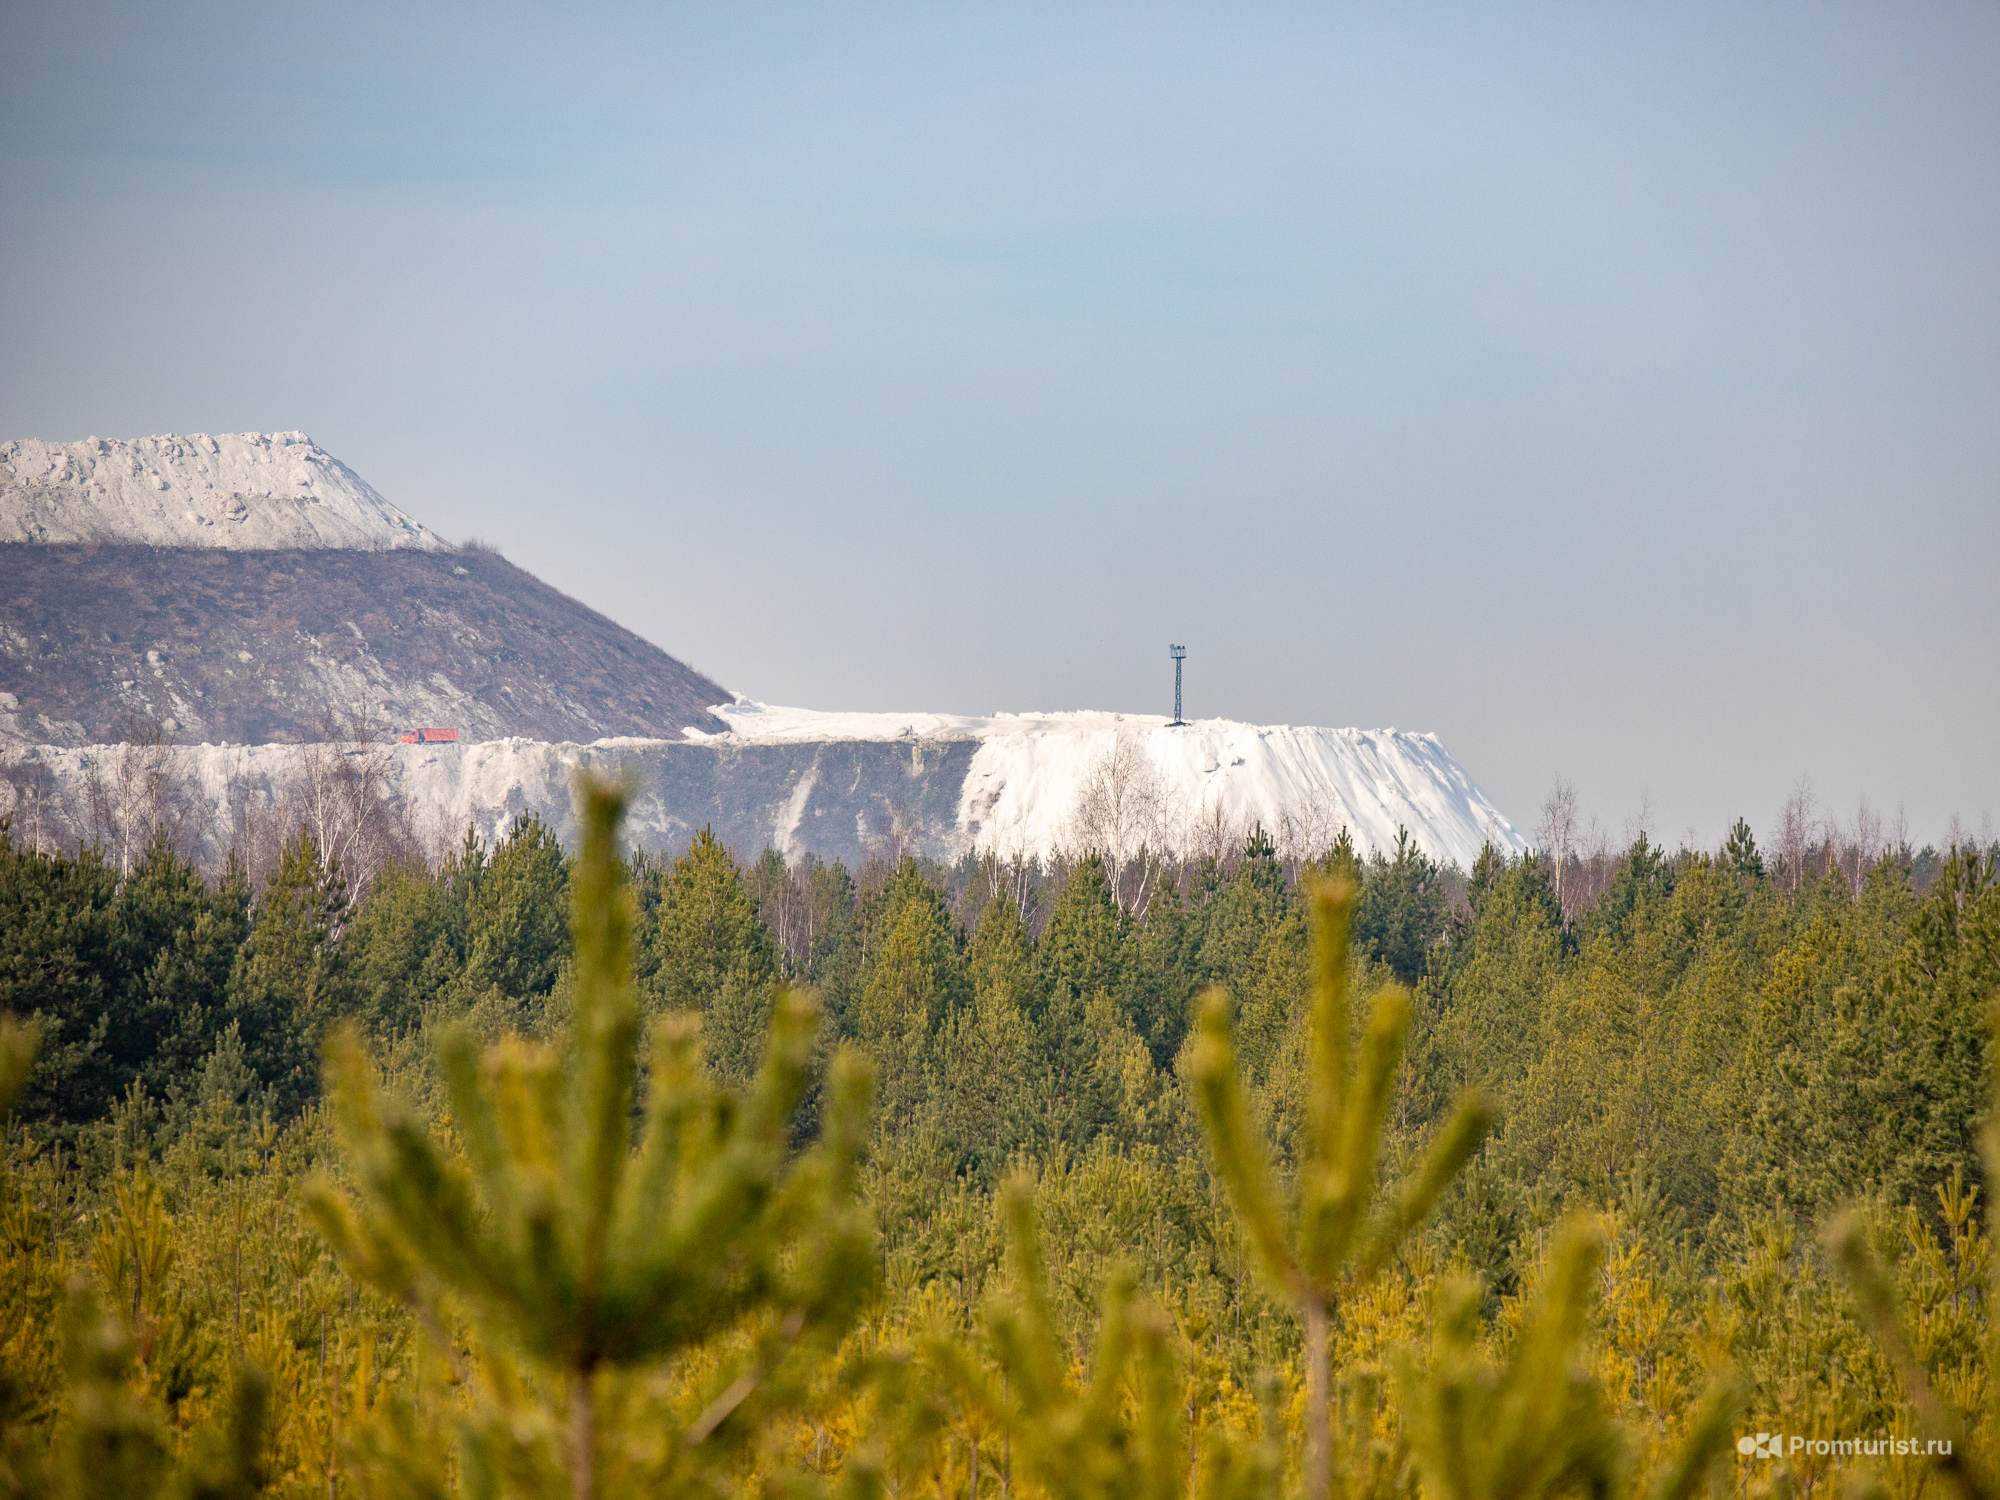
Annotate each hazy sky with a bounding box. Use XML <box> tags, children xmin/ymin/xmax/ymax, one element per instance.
<box><xmin>3</xmin><ymin>1</ymin><xmax>1994</xmax><ymax>849</ymax></box>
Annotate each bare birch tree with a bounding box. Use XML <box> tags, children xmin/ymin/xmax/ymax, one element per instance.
<box><xmin>1776</xmin><ymin>776</ymin><xmax>1819</xmax><ymax>895</ymax></box>
<box><xmin>1624</xmin><ymin>787</ymin><xmax>1654</xmax><ymax>847</ymax></box>
<box><xmin>1151</xmin><ymin>792</ymin><xmax>1246</xmax><ymax>879</ymax></box>
<box><xmin>77</xmin><ymin>716</ymin><xmax>199</xmax><ymax>875</ymax></box>
<box><xmin>1064</xmin><ymin>735</ymin><xmax>1179</xmax><ymax>914</ymax></box>
<box><xmin>239</xmin><ymin>701</ymin><xmax>415</xmax><ymax>899</ymax></box>
<box><xmin>0</xmin><ymin>752</ymin><xmax>62</xmax><ymax>854</ymax></box>
<box><xmin>1275</xmin><ymin>797</ymin><xmax>1343</xmax><ymax>887</ymax></box>
<box><xmin>1838</xmin><ymin>794</ymin><xmax>1885</xmax><ymax>894</ymax></box>
<box><xmin>1537</xmin><ymin>776</ymin><xmax>1580</xmax><ymax>921</ymax></box>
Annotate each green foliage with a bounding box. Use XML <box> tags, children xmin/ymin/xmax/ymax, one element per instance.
<box><xmin>1352</xmin><ymin>828</ymin><xmax>1447</xmax><ymax>986</ymax></box>
<box><xmin>1578</xmin><ymin>832</ymin><xmax>1675</xmax><ymax>951</ymax></box>
<box><xmin>111</xmin><ymin>832</ymin><xmax>250</xmax><ymax>1100</ymax></box>
<box><xmin>1832</xmin><ymin>1155</ymin><xmax>2000</xmax><ymax>1500</ymax></box>
<box><xmin>340</xmin><ymin>858</ymin><xmax>455</xmax><ymax>1039</ymax></box>
<box><xmin>930</xmin><ymin>1177</ymin><xmax>1277</xmax><ymax>1500</ymax></box>
<box><xmin>796</xmin><ymin>856</ymin><xmax>864</xmax><ymax>1027</ymax></box>
<box><xmin>1194</xmin><ymin>830</ymin><xmax>1288</xmax><ymax>997</ymax></box>
<box><xmin>1036</xmin><ymin>853</ymin><xmax>1122</xmax><ymax>1019</ymax></box>
<box><xmin>5</xmin><ymin>787</ymin><xmax>1999</xmax><ymax>1500</ymax></box>
<box><xmin>0</xmin><ymin>1012</ymin><xmax>40</xmax><ymax>1124</ymax></box>
<box><xmin>1725</xmin><ymin>818</ymin><xmax>1765</xmax><ymax>879</ymax></box>
<box><xmin>461</xmin><ymin>814</ymin><xmax>570</xmax><ymax>1005</ymax></box>
<box><xmin>307</xmin><ymin>779</ymin><xmax>875</xmax><ymax>1499</ymax></box>
<box><xmin>0</xmin><ymin>829</ymin><xmax>120</xmax><ymax>1125</ymax></box>
<box><xmin>224</xmin><ymin>830</ymin><xmax>348</xmax><ymax>1116</ymax></box>
<box><xmin>1120</xmin><ymin>876</ymin><xmax>1201</xmax><ymax>1067</ymax></box>
<box><xmin>635</xmin><ymin>827</ymin><xmax>782</xmax><ymax>1092</ymax></box>
<box><xmin>1419</xmin><ymin>854</ymin><xmax>1563</xmax><ymax>1117</ymax></box>
<box><xmin>343</xmin><ymin>817</ymin><xmax>575</xmax><ymax>1042</ymax></box>
<box><xmin>933</xmin><ymin>898</ymin><xmax>1045</xmax><ymax>1182</ymax></box>
<box><xmin>1189</xmin><ymin>875</ymin><xmax>1493</xmax><ymax>1500</ymax></box>
<box><xmin>1</xmin><ymin>825</ymin><xmax>253</xmax><ymax>1131</ymax></box>
<box><xmin>1723</xmin><ymin>851</ymin><xmax>1997</xmax><ymax>1232</ymax></box>
<box><xmin>1402</xmin><ymin>1217</ymin><xmax>1739</xmax><ymax>1500</ymax></box>
<box><xmin>46</xmin><ymin>1288</ymin><xmax>272</xmax><ymax>1500</ymax></box>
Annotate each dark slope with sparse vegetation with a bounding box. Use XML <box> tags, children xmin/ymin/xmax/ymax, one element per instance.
<box><xmin>0</xmin><ymin>543</ymin><xmax>728</xmax><ymax>744</ymax></box>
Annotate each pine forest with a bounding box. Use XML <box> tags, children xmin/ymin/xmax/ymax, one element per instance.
<box><xmin>3</xmin><ymin>774</ymin><xmax>1998</xmax><ymax>1500</ymax></box>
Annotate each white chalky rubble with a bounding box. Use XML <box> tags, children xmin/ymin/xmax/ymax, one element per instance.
<box><xmin>0</xmin><ymin>432</ymin><xmax>446</xmax><ymax>550</ymax></box>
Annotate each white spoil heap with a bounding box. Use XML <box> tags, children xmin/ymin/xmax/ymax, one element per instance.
<box><xmin>0</xmin><ymin>701</ymin><xmax>1530</xmax><ymax>871</ymax></box>
<box><xmin>694</xmin><ymin>700</ymin><xmax>1531</xmax><ymax>868</ymax></box>
<box><xmin>0</xmin><ymin>432</ymin><xmax>446</xmax><ymax>550</ymax></box>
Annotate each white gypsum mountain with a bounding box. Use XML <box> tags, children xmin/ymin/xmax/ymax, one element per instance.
<box><xmin>0</xmin><ymin>432</ymin><xmax>445</xmax><ymax>549</ymax></box>
<box><xmin>0</xmin><ymin>431</ymin><xmax>1531</xmax><ymax>869</ymax></box>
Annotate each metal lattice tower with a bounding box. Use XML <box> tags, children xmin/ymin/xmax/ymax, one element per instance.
<box><xmin>1168</xmin><ymin>644</ymin><xmax>1187</xmax><ymax>726</ymax></box>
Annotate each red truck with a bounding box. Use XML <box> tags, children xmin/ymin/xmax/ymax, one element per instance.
<box><xmin>400</xmin><ymin>728</ymin><xmax>460</xmax><ymax>744</ymax></box>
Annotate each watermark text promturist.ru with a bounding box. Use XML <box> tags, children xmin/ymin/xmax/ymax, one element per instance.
<box><xmin>1738</xmin><ymin>1433</ymin><xmax>1954</xmax><ymax>1460</ymax></box>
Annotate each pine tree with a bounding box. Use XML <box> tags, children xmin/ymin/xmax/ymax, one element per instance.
<box><xmin>1318</xmin><ymin>826</ymin><xmax>1363</xmax><ymax>890</ymax></box>
<box><xmin>1578</xmin><ymin>833</ymin><xmax>1674</xmax><ymax>951</ymax></box>
<box><xmin>462</xmin><ymin>813</ymin><xmax>570</xmax><ymax>1003</ymax></box>
<box><xmin>1724</xmin><ymin>817</ymin><xmax>1765</xmax><ymax>879</ymax></box>
<box><xmin>0</xmin><ymin>830</ymin><xmax>119</xmax><ymax>1127</ymax></box>
<box><xmin>800</xmin><ymin>857</ymin><xmax>863</xmax><ymax>1033</ymax></box>
<box><xmin>1830</xmin><ymin>994</ymin><xmax>2000</xmax><ymax>1500</ymax></box>
<box><xmin>1425</xmin><ymin>855</ymin><xmax>1564</xmax><ymax>1103</ymax></box>
<box><xmin>1036</xmin><ymin>853</ymin><xmax>1123</xmax><ymax>1021</ymax></box>
<box><xmin>1717</xmin><ymin>914</ymin><xmax>1857</xmax><ymax>1226</ymax></box>
<box><xmin>855</xmin><ymin>859</ymin><xmax>961</xmax><ymax>1137</ymax></box>
<box><xmin>1120</xmin><ymin>875</ymin><xmax>1201</xmax><ymax>1068</ymax></box>
<box><xmin>966</xmin><ymin>891</ymin><xmax>1031</xmax><ymax>1012</ymax></box>
<box><xmin>929</xmin><ymin>1176</ymin><xmax>1279</xmax><ymax>1500</ymax></box>
<box><xmin>1352</xmin><ymin>827</ymin><xmax>1447</xmax><ymax>986</ymax></box>
<box><xmin>106</xmin><ymin>830</ymin><xmax>211</xmax><ymax>1080</ymax></box>
<box><xmin>1029</xmin><ymin>855</ymin><xmax>1136</xmax><ymax>1151</ymax></box>
<box><xmin>1401</xmin><ymin>1216</ymin><xmax>1739</xmax><ymax>1500</ymax></box>
<box><xmin>936</xmin><ymin>973</ymin><xmax>1046</xmax><ymax>1183</ymax></box>
<box><xmin>340</xmin><ymin>858</ymin><xmax>448</xmax><ymax>1037</ymax></box>
<box><xmin>1196</xmin><ymin>829</ymin><xmax>1287</xmax><ymax>997</ymax></box>
<box><xmin>1849</xmin><ymin>846</ymin><xmax>1996</xmax><ymax>1217</ymax></box>
<box><xmin>921</xmin><ymin>894</ymin><xmax>1040</xmax><ymax>1178</ymax></box>
<box><xmin>308</xmin><ymin>778</ymin><xmax>876</xmax><ymax>1500</ymax></box>
<box><xmin>1188</xmin><ymin>875</ymin><xmax>1492</xmax><ymax>1500</ymax></box>
<box><xmin>225</xmin><ymin>827</ymin><xmax>348</xmax><ymax>1115</ymax></box>
<box><xmin>642</xmin><ymin>827</ymin><xmax>777</xmax><ymax>1017</ymax></box>
<box><xmin>115</xmin><ymin>832</ymin><xmax>250</xmax><ymax>1099</ymax></box>
<box><xmin>1465</xmin><ymin>840</ymin><xmax>1507</xmax><ymax>918</ymax></box>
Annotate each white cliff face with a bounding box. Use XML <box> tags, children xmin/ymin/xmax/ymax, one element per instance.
<box><xmin>0</xmin><ymin>432</ymin><xmax>446</xmax><ymax>550</ymax></box>
<box><xmin>0</xmin><ymin>704</ymin><xmax>1528</xmax><ymax>875</ymax></box>
<box><xmin>699</xmin><ymin>701</ymin><xmax>1532</xmax><ymax>868</ymax></box>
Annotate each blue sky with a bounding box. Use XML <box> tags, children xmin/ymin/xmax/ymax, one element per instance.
<box><xmin>2</xmin><ymin>1</ymin><xmax>1994</xmax><ymax>848</ymax></box>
